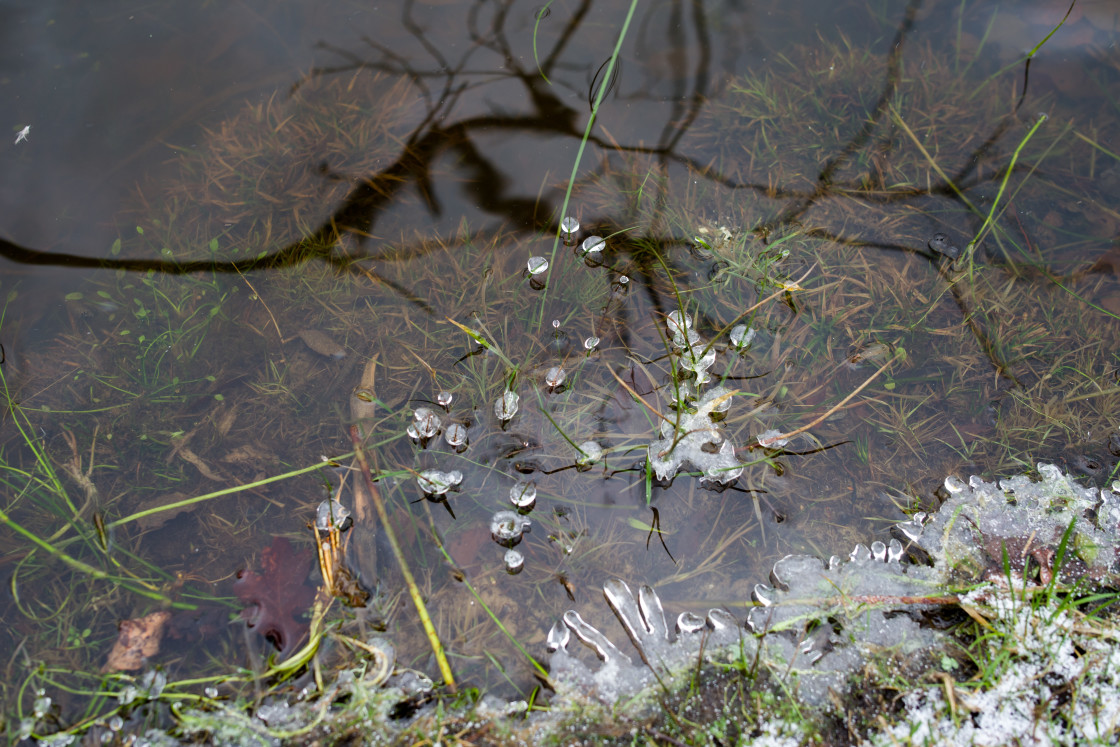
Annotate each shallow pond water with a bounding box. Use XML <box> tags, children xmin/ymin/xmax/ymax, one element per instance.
<box><xmin>2</xmin><ymin>0</ymin><xmax>1119</xmax><ymax>738</ymax></box>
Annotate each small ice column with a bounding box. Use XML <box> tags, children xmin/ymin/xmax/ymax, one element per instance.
<box><xmin>510</xmin><ymin>480</ymin><xmax>537</xmax><ymax>510</ymax></box>
<box><xmin>527</xmin><ymin>256</ymin><xmax>549</xmax><ymax>289</ymax></box>
<box><xmin>413</xmin><ymin>407</ymin><xmax>441</xmax><ymax>439</ymax></box>
<box><xmin>490</xmin><ymin>510</ymin><xmax>531</xmax><ymax>546</ymax></box>
<box><xmin>603</xmin><ymin>579</ymin><xmax>673</xmax><ymax>667</ymax></box>
<box><xmin>494</xmin><ymin>390</ymin><xmax>519</xmax><ymax>422</ymax></box>
<box><xmin>560</xmin><ymin>216</ymin><xmax>580</xmax><ymax>244</ymax></box>
<box><xmin>417</xmin><ymin>469</ymin><xmax>463</xmax><ymax>496</ymax></box>
<box><xmin>504</xmin><ymin>549</ymin><xmax>525</xmax><ymax>574</ymax></box>
<box><xmin>444</xmin><ymin>422</ymin><xmax>468</xmax><ymax>448</ymax></box>
<box><xmin>730</xmin><ymin>324</ymin><xmax>756</xmax><ymax>351</ymax></box>
<box><xmin>436</xmin><ymin>391</ymin><xmax>453</xmax><ymax>410</ymax></box>
<box><xmin>576</xmin><ymin>440</ymin><xmax>603</xmax><ymax>468</ymax></box>
<box><xmin>315</xmin><ymin>499</ymin><xmax>352</xmax><ymax>531</ymax></box>
<box><xmin>545</xmin><ymin>366</ymin><xmax>566</xmax><ymax>390</ymax></box>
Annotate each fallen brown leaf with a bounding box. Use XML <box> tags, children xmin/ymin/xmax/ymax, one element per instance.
<box><xmin>102</xmin><ymin>611</ymin><xmax>171</xmax><ymax>673</ymax></box>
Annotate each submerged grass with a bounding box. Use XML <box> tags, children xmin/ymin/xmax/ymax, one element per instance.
<box><xmin>6</xmin><ymin>0</ymin><xmax>1120</xmax><ymax>742</ymax></box>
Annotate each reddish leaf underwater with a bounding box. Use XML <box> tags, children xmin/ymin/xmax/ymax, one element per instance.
<box><xmin>233</xmin><ymin>536</ymin><xmax>317</xmax><ymax>657</ymax></box>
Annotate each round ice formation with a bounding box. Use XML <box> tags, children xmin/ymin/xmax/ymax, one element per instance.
<box><xmin>671</xmin><ymin>328</ymin><xmax>701</xmax><ymax>350</ymax></box>
<box><xmin>560</xmin><ymin>217</ymin><xmax>580</xmax><ymax>240</ymax></box>
<box><xmin>707</xmin><ymin>386</ymin><xmax>733</xmax><ymax>420</ymax></box>
<box><xmin>576</xmin><ymin>440</ymin><xmax>603</xmax><ymax>467</ymax></box>
<box><xmin>581</xmin><ymin>236</ymin><xmax>605</xmax><ymax>255</ymax></box>
<box><xmin>669</xmin><ymin>380</ymin><xmax>697</xmax><ymax>409</ymax></box>
<box><xmin>490</xmin><ymin>510</ymin><xmax>531</xmax><ymax>546</ymax></box>
<box><xmin>510</xmin><ymin>480</ymin><xmax>537</xmax><ymax>509</ymax></box>
<box><xmin>417</xmin><ymin>469</ymin><xmax>463</xmax><ymax>496</ymax></box>
<box><xmin>756</xmin><ymin>429</ymin><xmax>789</xmax><ymax>448</ymax></box>
<box><xmin>679</xmin><ymin>346</ymin><xmax>716</xmax><ymax>383</ymax></box>
<box><xmin>730</xmin><ymin>324</ymin><xmax>756</xmax><ymax>350</ymax></box>
<box><xmin>413</xmin><ymin>407</ymin><xmax>441</xmax><ymax>439</ymax></box>
<box><xmin>406</xmin><ymin>423</ymin><xmax>420</xmax><ymax>441</ymax></box>
<box><xmin>527</xmin><ymin>256</ymin><xmax>549</xmax><ymax>275</ymax></box>
<box><xmin>583</xmin><ymin>335</ymin><xmax>600</xmax><ymax>351</ymax></box>
<box><xmin>666</xmin><ymin>310</ymin><xmax>693</xmax><ymax>338</ymax></box>
<box><xmin>545</xmin><ymin>366</ymin><xmax>566</xmax><ymax>389</ymax></box>
<box><xmin>504</xmin><ymin>548</ymin><xmax>525</xmax><ymax>574</ymax></box>
<box><xmin>494</xmin><ymin>390</ymin><xmax>519</xmax><ymax>421</ymax></box>
<box><xmin>444</xmin><ymin>422</ymin><xmax>468</xmax><ymax>448</ymax></box>
<box><xmin>436</xmin><ymin>391</ymin><xmax>453</xmax><ymax>409</ymax></box>
<box><xmin>315</xmin><ymin>499</ymin><xmax>352</xmax><ymax>531</ymax></box>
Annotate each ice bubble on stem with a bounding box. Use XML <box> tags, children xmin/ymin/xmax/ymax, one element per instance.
<box><xmin>417</xmin><ymin>469</ymin><xmax>463</xmax><ymax>496</ymax></box>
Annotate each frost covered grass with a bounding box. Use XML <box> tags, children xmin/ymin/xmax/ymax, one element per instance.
<box><xmin>869</xmin><ymin>586</ymin><xmax>1120</xmax><ymax>747</ymax></box>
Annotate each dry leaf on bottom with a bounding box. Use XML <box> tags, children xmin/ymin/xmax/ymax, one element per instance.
<box><xmin>102</xmin><ymin>611</ymin><xmax>171</xmax><ymax>673</ymax></box>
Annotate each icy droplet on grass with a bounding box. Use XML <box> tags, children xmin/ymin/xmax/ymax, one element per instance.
<box><xmin>510</xmin><ymin>480</ymin><xmax>537</xmax><ymax>509</ymax></box>
<box><xmin>417</xmin><ymin>469</ymin><xmax>462</xmax><ymax>496</ymax></box>
<box><xmin>583</xmin><ymin>335</ymin><xmax>600</xmax><ymax>350</ymax></box>
<box><xmin>315</xmin><ymin>499</ymin><xmax>351</xmax><ymax>531</ymax></box>
<box><xmin>707</xmin><ymin>386</ymin><xmax>733</xmax><ymax>419</ymax></box>
<box><xmin>527</xmin><ymin>256</ymin><xmax>549</xmax><ymax>275</ymax></box>
<box><xmin>494</xmin><ymin>390</ymin><xmax>519</xmax><ymax>421</ymax></box>
<box><xmin>757</xmin><ymin>429</ymin><xmax>788</xmax><ymax>448</ymax></box>
<box><xmin>490</xmin><ymin>510</ymin><xmax>531</xmax><ymax>546</ymax></box>
<box><xmin>545</xmin><ymin>366</ymin><xmax>566</xmax><ymax>389</ymax></box>
<box><xmin>730</xmin><ymin>324</ymin><xmax>756</xmax><ymax>350</ymax></box>
<box><xmin>504</xmin><ymin>548</ymin><xmax>525</xmax><ymax>574</ymax></box>
<box><xmin>436</xmin><ymin>391</ymin><xmax>453</xmax><ymax>409</ymax></box>
<box><xmin>680</xmin><ymin>346</ymin><xmax>716</xmax><ymax>383</ymax></box>
<box><xmin>560</xmin><ymin>216</ymin><xmax>580</xmax><ymax>242</ymax></box>
<box><xmin>666</xmin><ymin>310</ymin><xmax>693</xmax><ymax>338</ymax></box>
<box><xmin>33</xmin><ymin>693</ymin><xmax>51</xmax><ymax>718</ymax></box>
<box><xmin>576</xmin><ymin>440</ymin><xmax>603</xmax><ymax>467</ymax></box>
<box><xmin>581</xmin><ymin>236</ymin><xmax>605</xmax><ymax>255</ymax></box>
<box><xmin>444</xmin><ymin>422</ymin><xmax>468</xmax><ymax>448</ymax></box>
<box><xmin>140</xmin><ymin>670</ymin><xmax>167</xmax><ymax>699</ymax></box>
<box><xmin>671</xmin><ymin>328</ymin><xmax>701</xmax><ymax>350</ymax></box>
<box><xmin>413</xmin><ymin>407</ymin><xmax>441</xmax><ymax>438</ymax></box>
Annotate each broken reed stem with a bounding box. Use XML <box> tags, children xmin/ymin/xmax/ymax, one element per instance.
<box><xmin>747</xmin><ymin>351</ymin><xmax>899</xmax><ymax>450</ymax></box>
<box><xmin>349</xmin><ymin>426</ymin><xmax>457</xmax><ymax>692</ymax></box>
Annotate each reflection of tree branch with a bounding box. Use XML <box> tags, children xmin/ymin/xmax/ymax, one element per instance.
<box><xmin>766</xmin><ymin>0</ymin><xmax>923</xmax><ymax>231</ymax></box>
<box><xmin>4</xmin><ymin>0</ymin><xmax>1043</xmax><ymax>377</ymax></box>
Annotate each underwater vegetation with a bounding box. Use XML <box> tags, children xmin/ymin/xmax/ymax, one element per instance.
<box><xmin>2</xmin><ymin>0</ymin><xmax>1120</xmax><ymax>742</ymax></box>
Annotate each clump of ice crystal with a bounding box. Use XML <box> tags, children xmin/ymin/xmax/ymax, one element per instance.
<box><xmin>647</xmin><ymin>385</ymin><xmax>742</xmax><ymax>485</ymax></box>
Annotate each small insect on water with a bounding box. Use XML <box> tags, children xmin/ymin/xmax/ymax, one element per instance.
<box><xmin>14</xmin><ymin>125</ymin><xmax>30</xmax><ymax>144</ymax></box>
